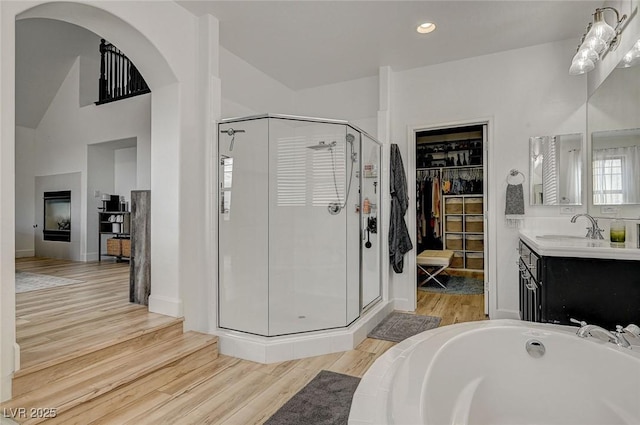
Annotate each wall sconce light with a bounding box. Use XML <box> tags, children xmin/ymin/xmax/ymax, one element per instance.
<box><xmin>569</xmin><ymin>7</ymin><xmax>627</xmax><ymax>75</ymax></box>
<box><xmin>617</xmin><ymin>39</ymin><xmax>640</xmax><ymax>68</ymax></box>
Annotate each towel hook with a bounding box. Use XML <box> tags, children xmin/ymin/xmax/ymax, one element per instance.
<box><xmin>506</xmin><ymin>169</ymin><xmax>525</xmax><ymax>185</ymax></box>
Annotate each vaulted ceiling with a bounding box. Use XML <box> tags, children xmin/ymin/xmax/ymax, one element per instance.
<box><xmin>16</xmin><ymin>1</ymin><xmax>603</xmax><ymax>128</ymax></box>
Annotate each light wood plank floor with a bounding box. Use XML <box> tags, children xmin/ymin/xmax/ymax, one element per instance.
<box><xmin>13</xmin><ymin>257</ymin><xmax>485</xmax><ymax>424</ymax></box>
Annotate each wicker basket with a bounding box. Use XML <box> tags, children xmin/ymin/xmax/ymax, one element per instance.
<box><xmin>121</xmin><ymin>239</ymin><xmax>131</xmax><ymax>258</ymax></box>
<box><xmin>106</xmin><ymin>238</ymin><xmax>121</xmax><ymax>256</ymax></box>
<box><xmin>446</xmin><ymin>234</ymin><xmax>463</xmax><ymax>250</ymax></box>
<box><xmin>445</xmin><ymin>216</ymin><xmax>463</xmax><ymax>232</ymax></box>
<box><xmin>464</xmin><ymin>197</ymin><xmax>483</xmax><ymax>214</ymax></box>
<box><xmin>466</xmin><ymin>252</ymin><xmax>484</xmax><ymax>269</ymax></box>
<box><xmin>451</xmin><ymin>251</ymin><xmax>464</xmax><ymax>268</ymax></box>
<box><xmin>465</xmin><ymin>234</ymin><xmax>484</xmax><ymax>251</ymax></box>
<box><xmin>445</xmin><ymin>198</ymin><xmax>463</xmax><ymax>214</ymax></box>
<box><xmin>465</xmin><ymin>215</ymin><xmax>484</xmax><ymax>232</ymax></box>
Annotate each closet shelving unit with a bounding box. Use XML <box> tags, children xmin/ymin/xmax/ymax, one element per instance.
<box><xmin>443</xmin><ymin>193</ymin><xmax>484</xmax><ymax>270</ymax></box>
<box><xmin>416</xmin><ymin>131</ymin><xmax>485</xmax><ymax>272</ymax></box>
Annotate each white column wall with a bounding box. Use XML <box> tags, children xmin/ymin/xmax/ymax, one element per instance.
<box><xmin>0</xmin><ymin>3</ymin><xmax>18</xmax><ymax>401</ymax></box>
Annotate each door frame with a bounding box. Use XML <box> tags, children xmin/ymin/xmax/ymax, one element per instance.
<box><xmin>407</xmin><ymin>117</ymin><xmax>494</xmax><ymax>316</ymax></box>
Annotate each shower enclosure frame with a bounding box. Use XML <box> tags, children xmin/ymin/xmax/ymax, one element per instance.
<box><xmin>217</xmin><ymin>114</ymin><xmax>383</xmax><ymax>339</ymax></box>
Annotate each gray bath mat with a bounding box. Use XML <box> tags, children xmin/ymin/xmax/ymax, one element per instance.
<box><xmin>419</xmin><ymin>275</ymin><xmax>484</xmax><ymax>295</ymax></box>
<box><xmin>15</xmin><ymin>271</ymin><xmax>84</xmax><ymax>293</ymax></box>
<box><xmin>367</xmin><ymin>311</ymin><xmax>441</xmax><ymax>342</ymax></box>
<box><xmin>264</xmin><ymin>370</ymin><xmax>360</xmax><ymax>425</ymax></box>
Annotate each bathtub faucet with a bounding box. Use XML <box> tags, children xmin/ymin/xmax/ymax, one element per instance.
<box><xmin>570</xmin><ymin>319</ymin><xmax>631</xmax><ymax>348</ymax></box>
<box><xmin>570</xmin><ymin>214</ymin><xmax>604</xmax><ymax>239</ymax></box>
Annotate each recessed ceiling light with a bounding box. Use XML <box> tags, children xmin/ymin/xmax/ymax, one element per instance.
<box><xmin>417</xmin><ymin>22</ymin><xmax>436</xmax><ymax>34</ymax></box>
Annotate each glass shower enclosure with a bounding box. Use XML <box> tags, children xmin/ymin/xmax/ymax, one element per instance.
<box><xmin>218</xmin><ymin>115</ymin><xmax>381</xmax><ymax>336</ymax></box>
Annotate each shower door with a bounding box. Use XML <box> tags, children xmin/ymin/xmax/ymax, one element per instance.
<box><xmin>218</xmin><ymin>119</ymin><xmax>270</xmax><ymax>335</ymax></box>
<box><xmin>268</xmin><ymin>118</ymin><xmax>358</xmax><ymax>335</ymax></box>
<box><xmin>360</xmin><ymin>133</ymin><xmax>381</xmax><ymax>308</ymax></box>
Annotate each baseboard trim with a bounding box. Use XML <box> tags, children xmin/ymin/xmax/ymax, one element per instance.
<box><xmin>14</xmin><ymin>249</ymin><xmax>34</xmax><ymax>258</ymax></box>
<box><xmin>216</xmin><ymin>300</ymin><xmax>394</xmax><ymax>363</ymax></box>
<box><xmin>148</xmin><ymin>295</ymin><xmax>184</xmax><ymax>318</ymax></box>
<box><xmin>392</xmin><ymin>298</ymin><xmax>413</xmax><ymax>312</ymax></box>
<box><xmin>83</xmin><ymin>252</ymin><xmax>99</xmax><ymax>262</ymax></box>
<box><xmin>14</xmin><ymin>342</ymin><xmax>20</xmax><ymax>372</ymax></box>
<box><xmin>492</xmin><ymin>308</ymin><xmax>520</xmax><ymax>320</ymax></box>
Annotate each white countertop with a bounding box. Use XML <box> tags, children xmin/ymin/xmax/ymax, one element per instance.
<box><xmin>519</xmin><ymin>230</ymin><xmax>640</xmax><ymax>261</ymax></box>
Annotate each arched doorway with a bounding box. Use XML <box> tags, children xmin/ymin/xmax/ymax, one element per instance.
<box><xmin>2</xmin><ymin>1</ymin><xmax>211</xmax><ymax>400</ymax></box>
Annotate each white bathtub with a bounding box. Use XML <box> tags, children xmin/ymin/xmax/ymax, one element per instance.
<box><xmin>349</xmin><ymin>319</ymin><xmax>640</xmax><ymax>425</ymax></box>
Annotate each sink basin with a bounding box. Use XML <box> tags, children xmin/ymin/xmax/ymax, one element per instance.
<box><xmin>536</xmin><ymin>235</ymin><xmax>588</xmax><ymax>240</ymax></box>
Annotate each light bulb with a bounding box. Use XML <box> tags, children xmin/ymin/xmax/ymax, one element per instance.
<box><xmin>616</xmin><ymin>39</ymin><xmax>640</xmax><ymax>68</ymax></box>
<box><xmin>582</xmin><ymin>34</ymin><xmax>607</xmax><ymax>55</ymax></box>
<box><xmin>417</xmin><ymin>22</ymin><xmax>436</xmax><ymax>34</ymax></box>
<box><xmin>573</xmin><ymin>47</ymin><xmax>599</xmax><ymax>63</ymax></box>
<box><xmin>569</xmin><ymin>57</ymin><xmax>595</xmax><ymax>75</ymax></box>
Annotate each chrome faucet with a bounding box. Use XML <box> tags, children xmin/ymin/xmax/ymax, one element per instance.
<box><xmin>570</xmin><ymin>319</ymin><xmax>631</xmax><ymax>348</ymax></box>
<box><xmin>570</xmin><ymin>214</ymin><xmax>604</xmax><ymax>239</ymax></box>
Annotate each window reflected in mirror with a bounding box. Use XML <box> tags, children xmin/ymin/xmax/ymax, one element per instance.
<box><xmin>530</xmin><ymin>133</ymin><xmax>582</xmax><ymax>206</ymax></box>
<box><xmin>592</xmin><ymin>128</ymin><xmax>640</xmax><ymax>205</ymax></box>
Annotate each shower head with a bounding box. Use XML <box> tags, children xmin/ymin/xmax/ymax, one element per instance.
<box><xmin>307</xmin><ymin>141</ymin><xmax>337</xmax><ymax>150</ymax></box>
<box><xmin>346</xmin><ymin>133</ymin><xmax>355</xmax><ymax>144</ymax></box>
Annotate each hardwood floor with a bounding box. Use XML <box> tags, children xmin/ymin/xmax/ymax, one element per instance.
<box><xmin>6</xmin><ymin>257</ymin><xmax>485</xmax><ymax>424</ymax></box>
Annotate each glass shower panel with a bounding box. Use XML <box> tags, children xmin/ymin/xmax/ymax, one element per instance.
<box><xmin>218</xmin><ymin>119</ymin><xmax>270</xmax><ymax>335</ymax></box>
<box><xmin>346</xmin><ymin>129</ymin><xmax>361</xmax><ymax>325</ymax></box>
<box><xmin>361</xmin><ymin>133</ymin><xmax>381</xmax><ymax>308</ymax></box>
<box><xmin>268</xmin><ymin>118</ymin><xmax>353</xmax><ymax>335</ymax></box>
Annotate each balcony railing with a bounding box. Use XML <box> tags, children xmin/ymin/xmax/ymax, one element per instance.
<box><xmin>96</xmin><ymin>39</ymin><xmax>150</xmax><ymax>105</ymax></box>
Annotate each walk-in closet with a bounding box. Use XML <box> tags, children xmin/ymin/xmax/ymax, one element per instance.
<box><xmin>415</xmin><ymin>125</ymin><xmax>487</xmax><ymax>290</ymax></box>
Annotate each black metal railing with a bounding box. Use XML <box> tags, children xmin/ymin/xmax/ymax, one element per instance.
<box><xmin>96</xmin><ymin>39</ymin><xmax>150</xmax><ymax>105</ymax></box>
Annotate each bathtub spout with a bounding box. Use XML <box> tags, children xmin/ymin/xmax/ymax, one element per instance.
<box><xmin>576</xmin><ymin>324</ymin><xmax>631</xmax><ymax>348</ymax></box>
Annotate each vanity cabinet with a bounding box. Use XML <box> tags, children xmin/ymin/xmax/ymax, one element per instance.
<box><xmin>518</xmin><ymin>240</ymin><xmax>541</xmax><ymax>322</ymax></box>
<box><xmin>519</xmin><ymin>239</ymin><xmax>640</xmax><ymax>329</ymax></box>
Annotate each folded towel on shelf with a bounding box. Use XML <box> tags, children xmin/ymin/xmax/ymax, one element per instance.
<box><xmin>505</xmin><ymin>183</ymin><xmax>524</xmax><ymax>228</ymax></box>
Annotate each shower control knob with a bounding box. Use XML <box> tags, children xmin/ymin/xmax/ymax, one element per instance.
<box><xmin>327</xmin><ymin>203</ymin><xmax>342</xmax><ymax>215</ymax></box>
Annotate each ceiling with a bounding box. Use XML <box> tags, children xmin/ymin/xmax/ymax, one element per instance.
<box><xmin>16</xmin><ymin>1</ymin><xmax>603</xmax><ymax>128</ymax></box>
<box><xmin>16</xmin><ymin>18</ymin><xmax>101</xmax><ymax>129</ymax></box>
<box><xmin>178</xmin><ymin>0</ymin><xmax>603</xmax><ymax>90</ymax></box>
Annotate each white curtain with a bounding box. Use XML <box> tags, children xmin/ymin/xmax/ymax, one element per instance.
<box><xmin>563</xmin><ymin>149</ymin><xmax>581</xmax><ymax>204</ymax></box>
<box><xmin>541</xmin><ymin>136</ymin><xmax>558</xmax><ymax>205</ymax></box>
<box><xmin>592</xmin><ymin>145</ymin><xmax>640</xmax><ymax>204</ymax></box>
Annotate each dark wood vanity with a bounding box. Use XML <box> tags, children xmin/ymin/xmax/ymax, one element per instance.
<box><xmin>519</xmin><ymin>236</ymin><xmax>640</xmax><ymax>330</ymax></box>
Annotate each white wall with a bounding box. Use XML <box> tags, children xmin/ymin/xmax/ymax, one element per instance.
<box><xmin>15</xmin><ymin>126</ymin><xmax>36</xmax><ymax>257</ymax></box>
<box><xmin>114</xmin><ymin>146</ymin><xmax>137</xmax><ymax>204</ymax></box>
<box><xmin>21</xmin><ymin>57</ymin><xmax>150</xmax><ymax>261</ymax></box>
<box><xmin>391</xmin><ymin>39</ymin><xmax>588</xmax><ymax>318</ymax></box>
<box><xmin>220</xmin><ymin>47</ymin><xmax>295</xmax><ymax>117</ymax></box>
<box><xmin>294</xmin><ymin>76</ymin><xmax>379</xmax><ymax>136</ymax></box>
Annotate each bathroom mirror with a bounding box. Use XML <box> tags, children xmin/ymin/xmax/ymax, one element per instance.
<box><xmin>529</xmin><ymin>133</ymin><xmax>583</xmax><ymax>206</ymax></box>
<box><xmin>591</xmin><ymin>128</ymin><xmax>640</xmax><ymax>205</ymax></box>
<box><xmin>587</xmin><ymin>41</ymin><xmax>640</xmax><ymax>214</ymax></box>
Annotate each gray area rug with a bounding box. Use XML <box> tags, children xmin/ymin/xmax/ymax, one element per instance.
<box><xmin>419</xmin><ymin>275</ymin><xmax>484</xmax><ymax>295</ymax></box>
<box><xmin>15</xmin><ymin>271</ymin><xmax>84</xmax><ymax>293</ymax></box>
<box><xmin>265</xmin><ymin>370</ymin><xmax>360</xmax><ymax>425</ymax></box>
<box><xmin>367</xmin><ymin>312</ymin><xmax>441</xmax><ymax>343</ymax></box>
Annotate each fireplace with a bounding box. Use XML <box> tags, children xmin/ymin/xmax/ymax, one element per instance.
<box><xmin>43</xmin><ymin>191</ymin><xmax>71</xmax><ymax>242</ymax></box>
